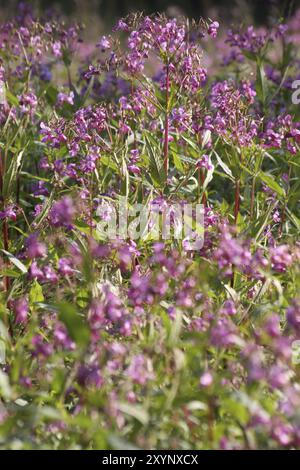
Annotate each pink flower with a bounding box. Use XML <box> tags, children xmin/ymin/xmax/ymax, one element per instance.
<box><xmin>13</xmin><ymin>297</ymin><xmax>29</xmax><ymax>324</ymax></box>
<box><xmin>199</xmin><ymin>371</ymin><xmax>213</xmax><ymax>387</ymax></box>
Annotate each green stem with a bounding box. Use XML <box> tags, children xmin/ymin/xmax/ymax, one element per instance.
<box><xmin>234</xmin><ymin>178</ymin><xmax>240</xmax><ymax>224</ymax></box>
<box><xmin>0</xmin><ymin>152</ymin><xmax>10</xmax><ymax>291</ymax></box>
<box><xmin>250</xmin><ymin>176</ymin><xmax>256</xmax><ymax>220</ymax></box>
<box><xmin>279</xmin><ymin>163</ymin><xmax>292</xmax><ymax>237</ymax></box>
<box><xmin>163</xmin><ymin>64</ymin><xmax>170</xmax><ymax>178</ymax></box>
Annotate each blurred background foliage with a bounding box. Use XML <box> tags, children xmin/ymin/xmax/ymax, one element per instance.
<box><xmin>0</xmin><ymin>0</ymin><xmax>299</xmax><ymax>32</ymax></box>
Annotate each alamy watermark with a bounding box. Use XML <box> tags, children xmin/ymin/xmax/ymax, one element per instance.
<box><xmin>0</xmin><ymin>80</ymin><xmax>5</xmax><ymax>104</ymax></box>
<box><xmin>95</xmin><ymin>197</ymin><xmax>204</xmax><ymax>250</ymax></box>
<box><xmin>292</xmin><ymin>80</ymin><xmax>300</xmax><ymax>104</ymax></box>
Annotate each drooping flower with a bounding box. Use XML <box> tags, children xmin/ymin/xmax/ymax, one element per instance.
<box><xmin>13</xmin><ymin>297</ymin><xmax>29</xmax><ymax>324</ymax></box>
<box><xmin>287</xmin><ymin>299</ymin><xmax>300</xmax><ymax>335</ymax></box>
<box><xmin>49</xmin><ymin>196</ymin><xmax>75</xmax><ymax>228</ymax></box>
<box><xmin>25</xmin><ymin>233</ymin><xmax>47</xmax><ymax>259</ymax></box>
<box><xmin>126</xmin><ymin>354</ymin><xmax>154</xmax><ymax>385</ymax></box>
<box><xmin>208</xmin><ymin>21</ymin><xmax>219</xmax><ymax>39</ymax></box>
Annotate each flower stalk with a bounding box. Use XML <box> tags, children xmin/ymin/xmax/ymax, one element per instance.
<box><xmin>163</xmin><ymin>64</ymin><xmax>170</xmax><ymax>178</ymax></box>
<box><xmin>0</xmin><ymin>152</ymin><xmax>10</xmax><ymax>291</ymax></box>
<box><xmin>234</xmin><ymin>178</ymin><xmax>240</xmax><ymax>224</ymax></box>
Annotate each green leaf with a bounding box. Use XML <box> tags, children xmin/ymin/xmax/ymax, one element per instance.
<box><xmin>34</xmin><ymin>190</ymin><xmax>55</xmax><ymax>229</ymax></box>
<box><xmin>222</xmin><ymin>397</ymin><xmax>249</xmax><ymax>425</ymax></box>
<box><xmin>169</xmin><ymin>311</ymin><xmax>182</xmax><ymax>345</ymax></box>
<box><xmin>57</xmin><ymin>302</ymin><xmax>90</xmax><ymax>347</ymax></box>
<box><xmin>120</xmin><ymin>155</ymin><xmax>130</xmax><ymax>197</ymax></box>
<box><xmin>256</xmin><ymin>60</ymin><xmax>268</xmax><ymax>107</ymax></box>
<box><xmin>214</xmin><ymin>151</ymin><xmax>234</xmax><ymax>180</ymax></box>
<box><xmin>172</xmin><ymin>150</ymin><xmax>184</xmax><ymax>173</ymax></box>
<box><xmin>29</xmin><ymin>281</ymin><xmax>44</xmax><ymax>304</ymax></box>
<box><xmin>45</xmin><ymin>85</ymin><xmax>58</xmax><ymax>106</ymax></box>
<box><xmin>5</xmin><ymin>89</ymin><xmax>19</xmax><ymax>107</ymax></box>
<box><xmin>2</xmin><ymin>149</ymin><xmax>25</xmax><ymax>199</ymax></box>
<box><xmin>259</xmin><ymin>171</ymin><xmax>285</xmax><ymax>198</ymax></box>
<box><xmin>286</xmin><ymin>207</ymin><xmax>300</xmax><ymax>231</ymax></box>
<box><xmin>0</xmin><ymin>370</ymin><xmax>11</xmax><ymax>400</ymax></box>
<box><xmin>186</xmin><ymin>401</ymin><xmax>208</xmax><ymax>412</ymax></box>
<box><xmin>0</xmin><ymin>320</ymin><xmax>9</xmax><ymax>365</ymax></box>
<box><xmin>0</xmin><ymin>249</ymin><xmax>27</xmax><ymax>274</ymax></box>
<box><xmin>117</xmin><ymin>402</ymin><xmax>149</xmax><ymax>425</ymax></box>
<box><xmin>145</xmin><ymin>134</ymin><xmax>166</xmax><ymax>188</ymax></box>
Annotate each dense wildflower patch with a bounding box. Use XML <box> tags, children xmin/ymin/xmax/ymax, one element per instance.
<box><xmin>0</xmin><ymin>4</ymin><xmax>300</xmax><ymax>449</ymax></box>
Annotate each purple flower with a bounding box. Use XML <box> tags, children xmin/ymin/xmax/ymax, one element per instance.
<box><xmin>58</xmin><ymin>258</ymin><xmax>74</xmax><ymax>276</ymax></box>
<box><xmin>114</xmin><ymin>19</ymin><xmax>129</xmax><ymax>32</ymax></box>
<box><xmin>264</xmin><ymin>314</ymin><xmax>281</xmax><ymax>338</ymax></box>
<box><xmin>272</xmin><ymin>419</ymin><xmax>293</xmax><ymax>446</ymax></box>
<box><xmin>97</xmin><ymin>35</ymin><xmax>111</xmax><ymax>51</ymax></box>
<box><xmin>273</xmin><ymin>210</ymin><xmax>281</xmax><ymax>223</ymax></box>
<box><xmin>29</xmin><ymin>261</ymin><xmax>44</xmax><ymax>281</ymax></box>
<box><xmin>43</xmin><ymin>265</ymin><xmax>58</xmax><ymax>283</ymax></box>
<box><xmin>49</xmin><ymin>196</ymin><xmax>75</xmax><ymax>228</ymax></box>
<box><xmin>32</xmin><ymin>334</ymin><xmax>54</xmax><ymax>357</ymax></box>
<box><xmin>211</xmin><ymin>318</ymin><xmax>242</xmax><ymax>348</ymax></box>
<box><xmin>88</xmin><ymin>299</ymin><xmax>106</xmax><ymax>330</ymax></box>
<box><xmin>270</xmin><ymin>245</ymin><xmax>293</xmax><ymax>273</ymax></box>
<box><xmin>196</xmin><ymin>154</ymin><xmax>213</xmax><ymax>171</ymax></box>
<box><xmin>214</xmin><ymin>228</ymin><xmax>252</xmax><ymax>276</ymax></box>
<box><xmin>208</xmin><ymin>21</ymin><xmax>219</xmax><ymax>39</ymax></box>
<box><xmin>54</xmin><ymin>323</ymin><xmax>75</xmax><ymax>350</ymax></box>
<box><xmin>25</xmin><ymin>234</ymin><xmax>47</xmax><ymax>259</ymax></box>
<box><xmin>77</xmin><ymin>363</ymin><xmax>103</xmax><ymax>388</ymax></box>
<box><xmin>38</xmin><ymin>156</ymin><xmax>50</xmax><ymax>170</ymax></box>
<box><xmin>226</xmin><ymin>25</ymin><xmax>269</xmax><ymax>54</ymax></box>
<box><xmin>19</xmin><ymin>376</ymin><xmax>32</xmax><ymax>388</ymax></box>
<box><xmin>269</xmin><ymin>365</ymin><xmax>290</xmax><ymax>389</ymax></box>
<box><xmin>18</xmin><ymin>91</ymin><xmax>37</xmax><ymax>116</ymax></box>
<box><xmin>52</xmin><ymin>41</ymin><xmax>62</xmax><ymax>58</ymax></box>
<box><xmin>220</xmin><ymin>299</ymin><xmax>237</xmax><ymax>316</ymax></box>
<box><xmin>126</xmin><ymin>354</ymin><xmax>154</xmax><ymax>385</ymax></box>
<box><xmin>13</xmin><ymin>297</ymin><xmax>29</xmax><ymax>324</ymax></box>
<box><xmin>171</xmin><ymin>107</ymin><xmax>191</xmax><ymax>132</ymax></box>
<box><xmin>56</xmin><ymin>91</ymin><xmax>74</xmax><ymax>107</ymax></box>
<box><xmin>0</xmin><ymin>206</ymin><xmax>17</xmax><ymax>221</ymax></box>
<box><xmin>40</xmin><ymin>120</ymin><xmax>67</xmax><ymax>148</ymax></box>
<box><xmin>128</xmin><ymin>164</ymin><xmax>141</xmax><ymax>174</ymax></box>
<box><xmin>31</xmin><ymin>181</ymin><xmax>49</xmax><ymax>197</ymax></box>
<box><xmin>79</xmin><ymin>146</ymin><xmax>100</xmax><ymax>173</ymax></box>
<box><xmin>287</xmin><ymin>299</ymin><xmax>300</xmax><ymax>334</ymax></box>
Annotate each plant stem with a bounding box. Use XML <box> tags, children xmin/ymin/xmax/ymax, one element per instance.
<box><xmin>250</xmin><ymin>176</ymin><xmax>255</xmax><ymax>220</ymax></box>
<box><xmin>0</xmin><ymin>152</ymin><xmax>10</xmax><ymax>291</ymax></box>
<box><xmin>198</xmin><ymin>168</ymin><xmax>207</xmax><ymax>205</ymax></box>
<box><xmin>163</xmin><ymin>64</ymin><xmax>170</xmax><ymax>177</ymax></box>
<box><xmin>234</xmin><ymin>178</ymin><xmax>240</xmax><ymax>224</ymax></box>
<box><xmin>67</xmin><ymin>65</ymin><xmax>73</xmax><ymax>91</ymax></box>
<box><xmin>279</xmin><ymin>163</ymin><xmax>292</xmax><ymax>237</ymax></box>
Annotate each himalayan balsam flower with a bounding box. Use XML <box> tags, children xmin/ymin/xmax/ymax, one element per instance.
<box><xmin>25</xmin><ymin>234</ymin><xmax>47</xmax><ymax>259</ymax></box>
<box><xmin>13</xmin><ymin>297</ymin><xmax>29</xmax><ymax>324</ymax></box>
<box><xmin>49</xmin><ymin>196</ymin><xmax>75</xmax><ymax>228</ymax></box>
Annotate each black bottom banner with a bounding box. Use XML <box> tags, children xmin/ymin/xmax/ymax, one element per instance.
<box><xmin>0</xmin><ymin>449</ymin><xmax>298</xmax><ymax>463</ymax></box>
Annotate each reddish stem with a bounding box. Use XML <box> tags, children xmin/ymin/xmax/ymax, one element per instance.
<box><xmin>198</xmin><ymin>168</ymin><xmax>207</xmax><ymax>206</ymax></box>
